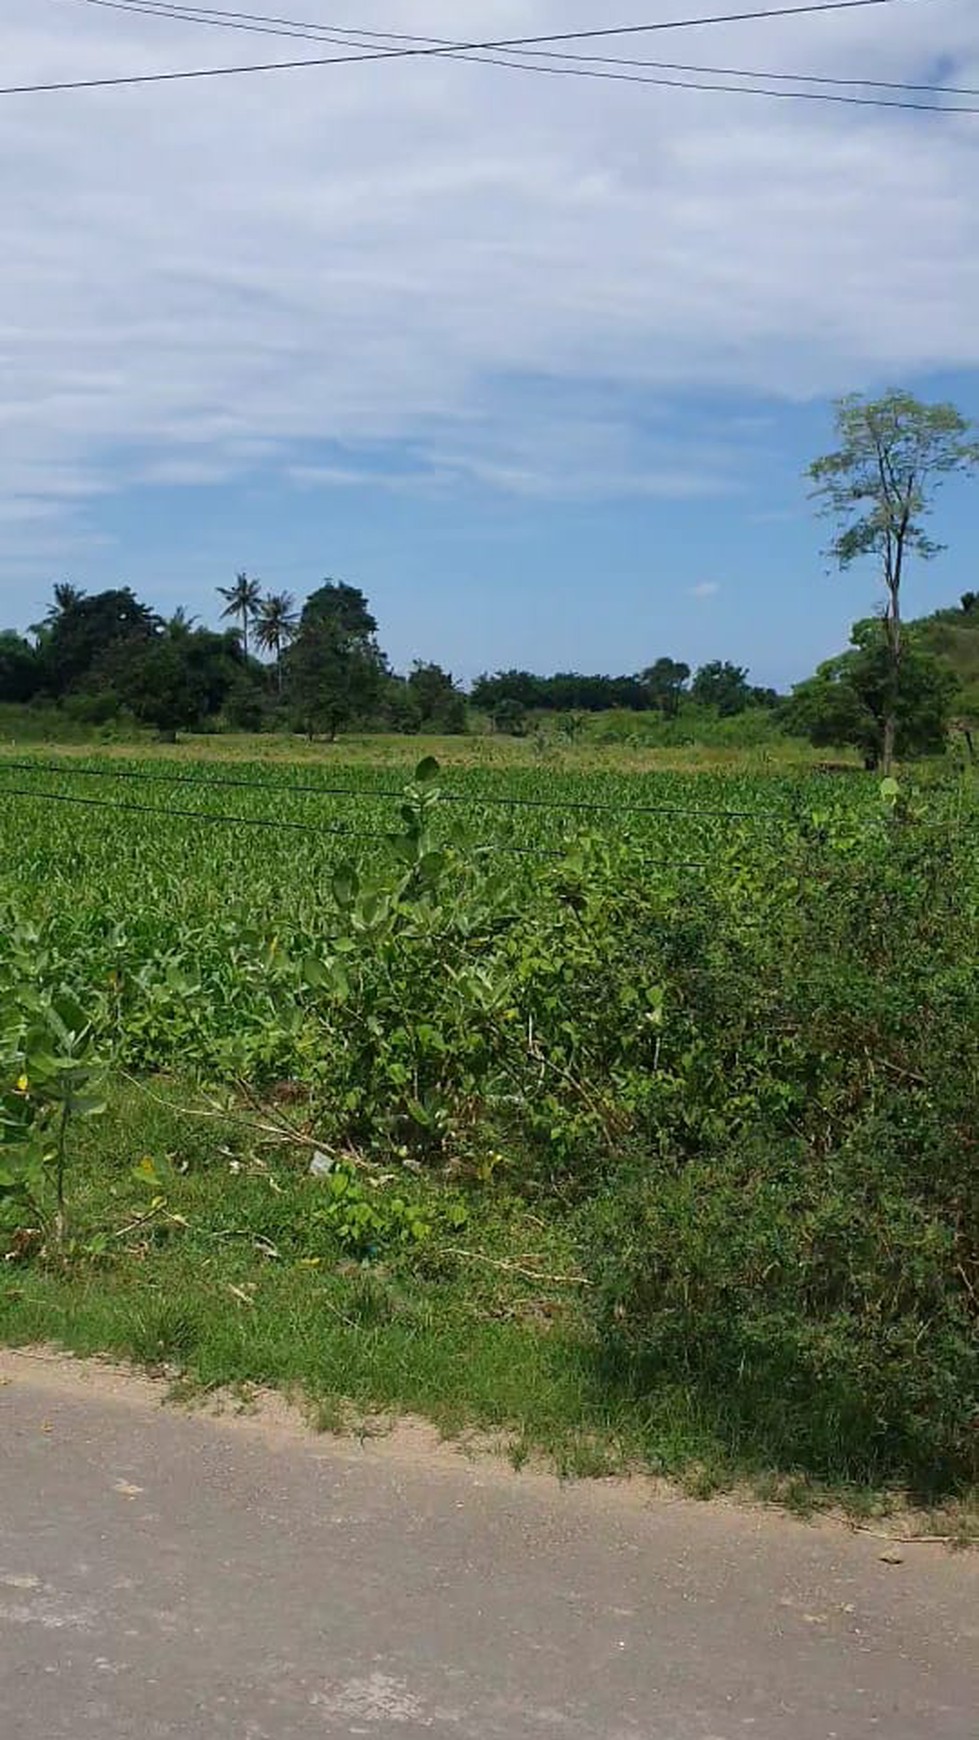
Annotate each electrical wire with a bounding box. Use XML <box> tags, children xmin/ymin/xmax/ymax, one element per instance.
<box><xmin>72</xmin><ymin>0</ymin><xmax>979</xmax><ymax>102</ymax></box>
<box><xmin>0</xmin><ymin>782</ymin><xmax>393</xmax><ymax>839</ymax></box>
<box><xmin>0</xmin><ymin>756</ymin><xmax>797</xmax><ymax>819</ymax></box>
<box><xmin>0</xmin><ymin>781</ymin><xmax>731</xmax><ymax>865</ymax></box>
<box><xmin>9</xmin><ymin>0</ymin><xmax>968</xmax><ymax>110</ymax></box>
<box><xmin>4</xmin><ymin>758</ymin><xmax>973</xmax><ymax>840</ymax></box>
<box><xmin>7</xmin><ymin>755</ymin><xmax>973</xmax><ymax>831</ymax></box>
<box><xmin>61</xmin><ymin>0</ymin><xmax>937</xmax><ymax>52</ymax></box>
<box><xmin>3</xmin><ymin>772</ymin><xmax>972</xmax><ymax>870</ymax></box>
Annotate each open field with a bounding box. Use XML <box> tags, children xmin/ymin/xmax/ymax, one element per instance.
<box><xmin>0</xmin><ymin>735</ymin><xmax>881</xmax><ymax>859</ymax></box>
<box><xmin>2</xmin><ymin>743</ymin><xmax>977</xmax><ymax>1507</ymax></box>
<box><xmin>0</xmin><ymin>711</ymin><xmax>855</xmax><ymax>773</ymax></box>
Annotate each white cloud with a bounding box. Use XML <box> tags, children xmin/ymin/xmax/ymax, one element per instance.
<box><xmin>689</xmin><ymin>581</ymin><xmax>721</xmax><ymax>599</ymax></box>
<box><xmin>1</xmin><ymin>0</ymin><xmax>978</xmax><ymax>577</ymax></box>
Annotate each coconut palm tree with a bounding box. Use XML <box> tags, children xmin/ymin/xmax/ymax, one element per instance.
<box><xmin>254</xmin><ymin>590</ymin><xmax>298</xmax><ymax>691</ymax></box>
<box><xmin>45</xmin><ymin>582</ymin><xmax>86</xmax><ymax>622</ymax></box>
<box><xmin>217</xmin><ymin>571</ymin><xmax>262</xmax><ymax>657</ymax></box>
<box><xmin>166</xmin><ymin>605</ymin><xmax>198</xmax><ymax>637</ymax></box>
<box><xmin>31</xmin><ymin>581</ymin><xmax>87</xmax><ymax>639</ymax></box>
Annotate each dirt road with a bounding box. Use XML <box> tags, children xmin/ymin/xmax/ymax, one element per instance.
<box><xmin>2</xmin><ymin>1350</ymin><xmax>976</xmax><ymax>1738</ymax></box>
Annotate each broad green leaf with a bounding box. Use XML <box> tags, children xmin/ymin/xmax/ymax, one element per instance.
<box><xmin>331</xmin><ymin>865</ymin><xmax>359</xmax><ymax>908</ymax></box>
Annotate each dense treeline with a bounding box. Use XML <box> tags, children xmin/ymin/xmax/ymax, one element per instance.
<box><xmin>1</xmin><ymin>569</ymin><xmax>975</xmax><ymax>761</ymax></box>
<box><xmin>0</xmin><ymin>577</ymin><xmax>780</xmax><ymax>741</ymax></box>
<box><xmin>0</xmin><ymin>578</ymin><xmax>467</xmax><ymax>740</ymax></box>
<box><xmin>471</xmin><ymin>660</ymin><xmax>778</xmax><ymax>719</ymax></box>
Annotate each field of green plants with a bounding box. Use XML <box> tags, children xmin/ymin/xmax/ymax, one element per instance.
<box><xmin>2</xmin><ymin>747</ymin><xmax>978</xmax><ymax>1506</ymax></box>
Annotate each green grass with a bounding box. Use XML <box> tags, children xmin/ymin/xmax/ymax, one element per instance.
<box><xmin>0</xmin><ymin>1080</ymin><xmax>704</xmax><ymax>1474</ymax></box>
<box><xmin>2</xmin><ymin>1078</ymin><xmax>975</xmax><ymax>1536</ymax></box>
<box><xmin>0</xmin><ymin>1083</ymin><xmax>808</xmax><ymax>1479</ymax></box>
<box><xmin>0</xmin><ymin>721</ymin><xmax>847</xmax><ymax>775</ymax></box>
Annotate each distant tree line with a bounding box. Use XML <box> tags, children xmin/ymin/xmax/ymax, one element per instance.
<box><xmin>472</xmin><ymin>660</ymin><xmax>778</xmax><ymax>725</ymax></box>
<box><xmin>2</xmin><ymin>389</ymin><xmax>976</xmax><ymax>760</ymax></box>
<box><xmin>3</xmin><ymin>535</ymin><xmax>973</xmax><ymax>763</ymax></box>
<box><xmin>0</xmin><ymin>576</ymin><xmax>784</xmax><ymax>742</ymax></box>
<box><xmin>0</xmin><ymin>577</ymin><xmax>467</xmax><ymax>741</ymax></box>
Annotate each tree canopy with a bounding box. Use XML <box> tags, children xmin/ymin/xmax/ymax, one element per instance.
<box><xmin>788</xmin><ymin>619</ymin><xmax>958</xmax><ymax>767</ymax></box>
<box><xmin>809</xmin><ymin>390</ymin><xmax>978</xmax><ymax>772</ymax></box>
<box><xmin>33</xmin><ymin>587</ymin><xmax>160</xmax><ymax>697</ymax></box>
<box><xmin>0</xmin><ymin>632</ymin><xmax>41</xmax><ymax>703</ymax></box>
<box><xmin>217</xmin><ymin>572</ymin><xmax>263</xmax><ymax>657</ymax></box>
<box><xmin>284</xmin><ymin>583</ymin><xmax>386</xmax><ymax>740</ymax></box>
<box><xmin>689</xmin><ymin>660</ymin><xmax>752</xmax><ymax>716</ymax></box>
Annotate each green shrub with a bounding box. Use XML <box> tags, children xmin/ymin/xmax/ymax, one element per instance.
<box><xmin>577</xmin><ymin>811</ymin><xmax>979</xmax><ymax>1491</ymax></box>
<box><xmin>585</xmin><ymin>1131</ymin><xmax>977</xmax><ymax>1491</ymax></box>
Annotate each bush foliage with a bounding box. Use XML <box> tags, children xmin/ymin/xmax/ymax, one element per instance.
<box><xmin>1</xmin><ymin>756</ymin><xmax>976</xmax><ymax>1489</ymax></box>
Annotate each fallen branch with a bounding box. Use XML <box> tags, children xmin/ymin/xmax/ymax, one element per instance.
<box><xmin>853</xmin><ymin>1525</ymin><xmax>960</xmax><ymax>1545</ymax></box>
<box><xmin>112</xmin><ymin>1199</ymin><xmax>170</xmax><ymax>1240</ymax></box>
<box><xmin>442</xmin><ymin>1247</ymin><xmax>591</xmax><ymax>1287</ymax></box>
<box><xmin>120</xmin><ymin>1072</ymin><xmax>361</xmax><ymax>1164</ymax></box>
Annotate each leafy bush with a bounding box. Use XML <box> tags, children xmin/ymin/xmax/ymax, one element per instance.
<box><xmin>2</xmin><ymin>751</ymin><xmax>978</xmax><ymax>1491</ymax></box>
<box><xmin>585</xmin><ymin>1135</ymin><xmax>977</xmax><ymax>1491</ymax></box>
<box><xmin>787</xmin><ymin>619</ymin><xmax>957</xmax><ymax>765</ymax></box>
<box><xmin>581</xmin><ymin>811</ymin><xmax>979</xmax><ymax>1491</ymax></box>
<box><xmin>310</xmin><ymin>1162</ymin><xmax>468</xmax><ymax>1261</ymax></box>
<box><xmin>1</xmin><ymin>956</ymin><xmax>106</xmax><ymax>1251</ymax></box>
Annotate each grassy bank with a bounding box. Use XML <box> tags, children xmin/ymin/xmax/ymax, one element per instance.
<box><xmin>0</xmin><ymin>1078</ymin><xmax>733</xmax><ymax>1486</ymax></box>
<box><xmin>2</xmin><ymin>1078</ymin><xmax>974</xmax><ymax>1533</ymax></box>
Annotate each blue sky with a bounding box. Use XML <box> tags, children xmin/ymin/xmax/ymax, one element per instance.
<box><xmin>35</xmin><ymin>375</ymin><xmax>979</xmax><ymax>692</ymax></box>
<box><xmin>2</xmin><ymin>2</ymin><xmax>978</xmax><ymax>691</ymax></box>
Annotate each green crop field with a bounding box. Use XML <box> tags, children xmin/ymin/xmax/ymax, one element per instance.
<box><xmin>1</xmin><ymin>743</ymin><xmax>978</xmax><ymax>1512</ymax></box>
<box><xmin>0</xmin><ymin>745</ymin><xmax>938</xmax><ymax>1079</ymax></box>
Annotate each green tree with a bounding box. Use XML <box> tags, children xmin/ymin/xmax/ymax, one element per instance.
<box><xmin>301</xmin><ymin>580</ymin><xmax>378</xmax><ymax>639</ymax></box>
<box><xmin>690</xmin><ymin>660</ymin><xmax>752</xmax><ymax>716</ymax></box>
<box><xmin>492</xmin><ymin>697</ymin><xmax>527</xmax><ymax>736</ymax></box>
<box><xmin>0</xmin><ymin>631</ymin><xmax>41</xmax><ymax>703</ymax></box>
<box><xmin>407</xmin><ymin>661</ymin><xmax>466</xmax><ymax>733</ymax></box>
<box><xmin>471</xmin><ymin>670</ymin><xmax>545</xmax><ymax>712</ymax></box>
<box><xmin>285</xmin><ymin>621</ymin><xmax>379</xmax><ymax>740</ymax></box>
<box><xmin>379</xmin><ymin>676</ymin><xmax>424</xmax><ymax>734</ymax></box>
<box><xmin>114</xmin><ymin>640</ymin><xmax>204</xmax><ymax>741</ymax></box>
<box><xmin>809</xmin><ymin>391</ymin><xmax>979</xmax><ymax>775</ymax></box>
<box><xmin>217</xmin><ymin>571</ymin><xmax>263</xmax><ymax>657</ymax></box>
<box><xmin>642</xmin><ymin>657</ymin><xmax>690</xmax><ymax>717</ymax></box>
<box><xmin>34</xmin><ymin>586</ymin><xmax>159</xmax><ymax>698</ymax></box>
<box><xmin>254</xmin><ymin>591</ymin><xmax>298</xmax><ymax>691</ymax></box>
<box><xmin>284</xmin><ymin>583</ymin><xmax>386</xmax><ymax>740</ymax></box>
<box><xmin>41</xmin><ymin>582</ymin><xmax>86</xmax><ymax>625</ymax></box>
<box><xmin>788</xmin><ymin>619</ymin><xmax>957</xmax><ymax>767</ymax></box>
<box><xmin>108</xmin><ymin>622</ymin><xmax>247</xmax><ymax>739</ymax></box>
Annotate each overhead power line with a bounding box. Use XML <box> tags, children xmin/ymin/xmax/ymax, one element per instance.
<box><xmin>7</xmin><ymin>756</ymin><xmax>971</xmax><ymax>832</ymax></box>
<box><xmin>0</xmin><ymin>781</ymin><xmax>560</xmax><ymax>855</ymax></box>
<box><xmin>61</xmin><ymin>0</ymin><xmax>935</xmax><ymax>52</ymax></box>
<box><xmin>0</xmin><ymin>781</ymin><xmax>392</xmax><ymax>839</ymax></box>
<box><xmin>72</xmin><ymin>0</ymin><xmax>979</xmax><ymax>101</ymax></box>
<box><xmin>0</xmin><ymin>756</ymin><xmax>792</xmax><ymax>819</ymax></box>
<box><xmin>10</xmin><ymin>0</ymin><xmax>969</xmax><ymax>110</ymax></box>
<box><xmin>0</xmin><ymin>781</ymin><xmax>733</xmax><ymax>866</ymax></box>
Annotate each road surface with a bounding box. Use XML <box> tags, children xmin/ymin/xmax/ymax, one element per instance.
<box><xmin>1</xmin><ymin>1350</ymin><xmax>976</xmax><ymax>1739</ymax></box>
